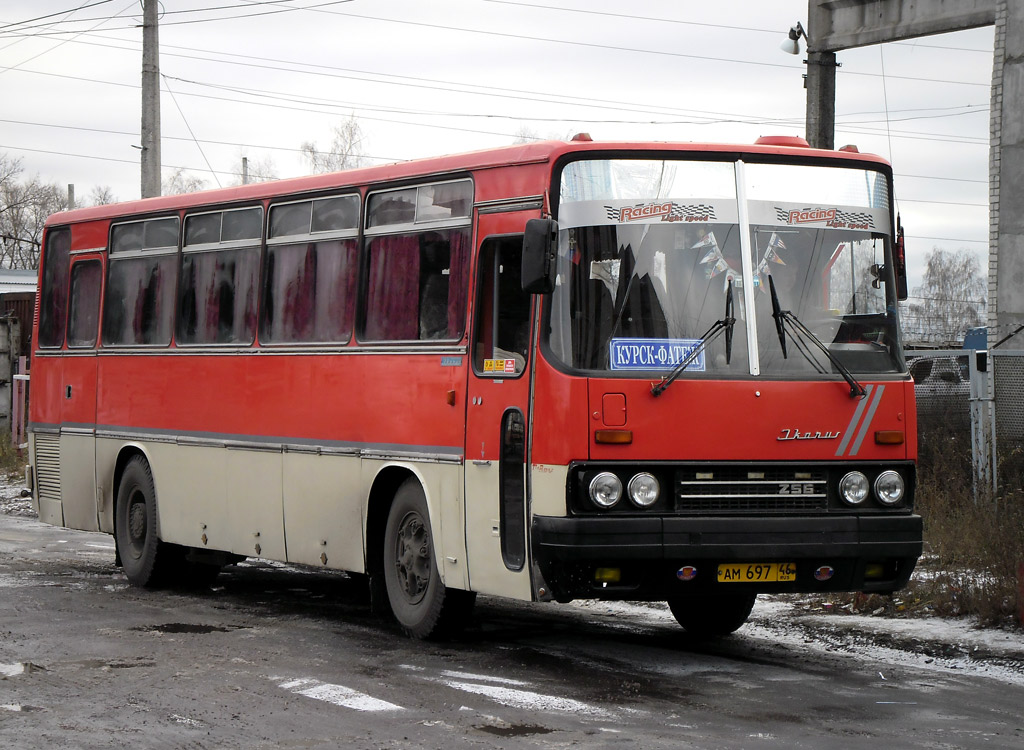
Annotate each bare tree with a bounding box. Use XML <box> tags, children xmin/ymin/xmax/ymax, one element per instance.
<box><xmin>0</xmin><ymin>156</ymin><xmax>67</xmax><ymax>269</ymax></box>
<box><xmin>905</xmin><ymin>248</ymin><xmax>986</xmax><ymax>346</ymax></box>
<box><xmin>231</xmin><ymin>151</ymin><xmax>278</xmax><ymax>186</ymax></box>
<box><xmin>162</xmin><ymin>168</ymin><xmax>208</xmax><ymax>196</ymax></box>
<box><xmin>87</xmin><ymin>185</ymin><xmax>118</xmax><ymax>207</ymax></box>
<box><xmin>300</xmin><ymin>115</ymin><xmax>365</xmax><ymax>174</ymax></box>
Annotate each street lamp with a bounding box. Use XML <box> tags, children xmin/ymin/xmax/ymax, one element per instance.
<box><xmin>780</xmin><ymin>22</ymin><xmax>808</xmax><ymax>55</ymax></box>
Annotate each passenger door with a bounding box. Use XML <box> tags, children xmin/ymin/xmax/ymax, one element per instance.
<box><xmin>464</xmin><ymin>225</ymin><xmax>535</xmax><ymax>599</ymax></box>
<box><xmin>60</xmin><ymin>256</ymin><xmax>103</xmax><ymax>531</ymax></box>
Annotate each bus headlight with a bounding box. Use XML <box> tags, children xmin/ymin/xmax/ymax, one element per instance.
<box><xmin>839</xmin><ymin>471</ymin><xmax>870</xmax><ymax>505</ymax></box>
<box><xmin>589</xmin><ymin>472</ymin><xmax>622</xmax><ymax>509</ymax></box>
<box><xmin>874</xmin><ymin>470</ymin><xmax>905</xmax><ymax>505</ymax></box>
<box><xmin>627</xmin><ymin>473</ymin><xmax>660</xmax><ymax>508</ymax></box>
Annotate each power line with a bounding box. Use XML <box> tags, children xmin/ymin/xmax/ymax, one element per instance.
<box><xmin>0</xmin><ymin>0</ymin><xmax>114</xmax><ymax>31</ymax></box>
<box><xmin>0</xmin><ymin>1</ymin><xmax>352</xmax><ymax>35</ymax></box>
<box><xmin>162</xmin><ymin>74</ymin><xmax>221</xmax><ymax>188</ymax></box>
<box><xmin>479</xmin><ymin>0</ymin><xmax>996</xmax><ymax>56</ymax></box>
<box><xmin>0</xmin><ymin>9</ymin><xmax>992</xmax><ymax>90</ymax></box>
<box><xmin>896</xmin><ymin>173</ymin><xmax>987</xmax><ymax>185</ymax></box>
<box><xmin>0</xmin><ymin>133</ymin><xmax>990</xmax><ymax>212</ymax></box>
<box><xmin>478</xmin><ymin>0</ymin><xmax>780</xmax><ymax>36</ymax></box>
<box><xmin>0</xmin><ymin>0</ymin><xmax>137</xmax><ymax>76</ymax></box>
<box><xmin>1</xmin><ymin>118</ymin><xmax>990</xmax><ymax>193</ymax></box>
<box><xmin>0</xmin><ymin>142</ymin><xmax>393</xmax><ymax>175</ymax></box>
<box><xmin>2</xmin><ymin>62</ymin><xmax>993</xmax><ymax>151</ymax></box>
<box><xmin>907</xmin><ymin>235</ymin><xmax>987</xmax><ymax>245</ymax></box>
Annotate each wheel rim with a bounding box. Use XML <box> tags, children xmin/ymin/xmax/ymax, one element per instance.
<box><xmin>126</xmin><ymin>488</ymin><xmax>148</xmax><ymax>558</ymax></box>
<box><xmin>393</xmin><ymin>510</ymin><xmax>431</xmax><ymax>605</ymax></box>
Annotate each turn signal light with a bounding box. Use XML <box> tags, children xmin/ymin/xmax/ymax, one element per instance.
<box><xmin>595</xmin><ymin>429</ymin><xmax>633</xmax><ymax>444</ymax></box>
<box><xmin>874</xmin><ymin>430</ymin><xmax>905</xmax><ymax>445</ymax></box>
<box><xmin>865</xmin><ymin>563</ymin><xmax>886</xmax><ymax>580</ymax></box>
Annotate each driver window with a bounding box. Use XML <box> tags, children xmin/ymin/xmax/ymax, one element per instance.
<box><xmin>473</xmin><ymin>236</ymin><xmax>531</xmax><ymax>376</ymax></box>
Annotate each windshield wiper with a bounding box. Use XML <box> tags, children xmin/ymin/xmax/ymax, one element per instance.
<box><xmin>768</xmin><ymin>275</ymin><xmax>866</xmax><ymax>399</ymax></box>
<box><xmin>652</xmin><ymin>281</ymin><xmax>735</xmax><ymax>397</ymax></box>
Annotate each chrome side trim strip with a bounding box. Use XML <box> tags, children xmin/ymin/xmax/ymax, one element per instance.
<box><xmin>475</xmin><ymin>195</ymin><xmax>544</xmax><ymax>214</ymax></box>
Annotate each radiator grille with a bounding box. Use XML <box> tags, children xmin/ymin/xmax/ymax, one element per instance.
<box><xmin>675</xmin><ymin>466</ymin><xmax>828</xmax><ymax>514</ymax></box>
<box><xmin>33</xmin><ymin>433</ymin><xmax>61</xmax><ymax>506</ymax></box>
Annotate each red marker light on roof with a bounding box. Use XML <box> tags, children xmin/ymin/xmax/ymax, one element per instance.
<box><xmin>754</xmin><ymin>135</ymin><xmax>810</xmax><ymax>148</ymax></box>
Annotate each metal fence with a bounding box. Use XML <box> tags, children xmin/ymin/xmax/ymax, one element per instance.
<box><xmin>903</xmin><ymin>348</ymin><xmax>1024</xmax><ymax>498</ymax></box>
<box><xmin>962</xmin><ymin>348</ymin><xmax>1024</xmax><ymax>498</ymax></box>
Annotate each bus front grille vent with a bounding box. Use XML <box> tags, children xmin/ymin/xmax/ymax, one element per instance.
<box><xmin>675</xmin><ymin>466</ymin><xmax>827</xmax><ymax>514</ymax></box>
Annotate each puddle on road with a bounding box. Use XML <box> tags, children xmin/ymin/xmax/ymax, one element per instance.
<box><xmin>132</xmin><ymin>623</ymin><xmax>244</xmax><ymax>635</ymax></box>
<box><xmin>476</xmin><ymin>723</ymin><xmax>554</xmax><ymax>738</ymax></box>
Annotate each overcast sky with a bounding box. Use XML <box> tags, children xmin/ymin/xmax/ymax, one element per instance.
<box><xmin>0</xmin><ymin>1</ymin><xmax>994</xmax><ymax>290</ymax></box>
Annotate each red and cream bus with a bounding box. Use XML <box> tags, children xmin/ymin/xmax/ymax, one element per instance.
<box><xmin>29</xmin><ymin>135</ymin><xmax>922</xmax><ymax>638</ymax></box>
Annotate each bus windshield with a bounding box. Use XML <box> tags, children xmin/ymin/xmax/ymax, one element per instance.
<box><xmin>548</xmin><ymin>158</ymin><xmax>903</xmax><ymax>377</ymax></box>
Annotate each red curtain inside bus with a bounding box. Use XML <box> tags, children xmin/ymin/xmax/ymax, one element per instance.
<box><xmin>363</xmin><ymin>228</ymin><xmax>469</xmax><ymax>341</ymax></box>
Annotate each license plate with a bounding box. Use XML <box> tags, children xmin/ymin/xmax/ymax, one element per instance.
<box><xmin>717</xmin><ymin>562</ymin><xmax>797</xmax><ymax>583</ymax></box>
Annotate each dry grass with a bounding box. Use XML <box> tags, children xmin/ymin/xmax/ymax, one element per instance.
<box><xmin>811</xmin><ymin>414</ymin><xmax>1024</xmax><ymax>627</ymax></box>
<box><xmin>913</xmin><ymin>415</ymin><xmax>1024</xmax><ymax>626</ymax></box>
<box><xmin>0</xmin><ymin>434</ymin><xmax>26</xmax><ymax>479</ymax></box>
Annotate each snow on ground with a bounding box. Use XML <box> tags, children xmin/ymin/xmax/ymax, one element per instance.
<box><xmin>0</xmin><ymin>472</ymin><xmax>32</xmax><ymax>517</ymax></box>
<box><xmin>2</xmin><ymin>473</ymin><xmax>1023</xmax><ymax>681</ymax></box>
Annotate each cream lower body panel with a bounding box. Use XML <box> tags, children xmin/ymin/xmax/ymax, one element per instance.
<box><xmin>91</xmin><ymin>436</ymin><xmax>467</xmax><ymax>585</ymax></box>
<box><xmin>358</xmin><ymin>457</ymin><xmax>469</xmax><ymax>590</ymax></box>
<box><xmin>28</xmin><ymin>430</ymin><xmax>100</xmax><ymax>532</ymax></box>
<box><xmin>465</xmin><ymin>460</ymin><xmax>532</xmax><ymax>601</ymax></box>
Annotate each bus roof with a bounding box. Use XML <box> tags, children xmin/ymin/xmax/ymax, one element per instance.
<box><xmin>45</xmin><ymin>136</ymin><xmax>892</xmax><ymax>227</ymax></box>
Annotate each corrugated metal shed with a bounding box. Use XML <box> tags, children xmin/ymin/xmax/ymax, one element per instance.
<box><xmin>0</xmin><ymin>269</ymin><xmax>36</xmax><ymax>294</ymax></box>
<box><xmin>0</xmin><ymin>269</ymin><xmax>37</xmax><ymax>358</ymax></box>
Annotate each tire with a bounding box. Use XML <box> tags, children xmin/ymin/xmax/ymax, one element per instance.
<box><xmin>382</xmin><ymin>478</ymin><xmax>475</xmax><ymax>639</ymax></box>
<box><xmin>667</xmin><ymin>592</ymin><xmax>757</xmax><ymax>638</ymax></box>
<box><xmin>114</xmin><ymin>456</ymin><xmax>172</xmax><ymax>588</ymax></box>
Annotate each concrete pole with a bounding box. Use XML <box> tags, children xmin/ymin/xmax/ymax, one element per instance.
<box><xmin>992</xmin><ymin>0</ymin><xmax>1024</xmax><ymax>343</ymax></box>
<box><xmin>141</xmin><ymin>0</ymin><xmax>161</xmax><ymax>199</ymax></box>
<box><xmin>242</xmin><ymin>157</ymin><xmax>249</xmax><ymax>185</ymax></box>
<box><xmin>66</xmin><ymin>184</ymin><xmax>75</xmax><ymax>210</ymax></box>
<box><xmin>804</xmin><ymin>50</ymin><xmax>837</xmax><ymax>150</ymax></box>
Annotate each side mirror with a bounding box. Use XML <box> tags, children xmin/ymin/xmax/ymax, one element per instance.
<box><xmin>522</xmin><ymin>218</ymin><xmax>558</xmax><ymax>294</ymax></box>
<box><xmin>894</xmin><ymin>217</ymin><xmax>908</xmax><ymax>301</ymax></box>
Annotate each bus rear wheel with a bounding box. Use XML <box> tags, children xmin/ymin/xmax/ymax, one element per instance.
<box><xmin>667</xmin><ymin>592</ymin><xmax>757</xmax><ymax>638</ymax></box>
<box><xmin>382</xmin><ymin>478</ymin><xmax>474</xmax><ymax>639</ymax></box>
<box><xmin>114</xmin><ymin>456</ymin><xmax>172</xmax><ymax>588</ymax></box>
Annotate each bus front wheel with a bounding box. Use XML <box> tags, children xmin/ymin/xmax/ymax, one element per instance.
<box><xmin>382</xmin><ymin>478</ymin><xmax>474</xmax><ymax>639</ymax></box>
<box><xmin>114</xmin><ymin>456</ymin><xmax>172</xmax><ymax>588</ymax></box>
<box><xmin>667</xmin><ymin>592</ymin><xmax>757</xmax><ymax>638</ymax></box>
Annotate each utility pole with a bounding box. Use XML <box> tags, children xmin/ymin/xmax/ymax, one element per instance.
<box><xmin>804</xmin><ymin>50</ymin><xmax>837</xmax><ymax>150</ymax></box>
<box><xmin>140</xmin><ymin>0</ymin><xmax>161</xmax><ymax>198</ymax></box>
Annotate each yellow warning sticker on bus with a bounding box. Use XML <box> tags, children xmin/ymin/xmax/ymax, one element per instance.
<box><xmin>483</xmin><ymin>358</ymin><xmax>515</xmax><ymax>373</ymax></box>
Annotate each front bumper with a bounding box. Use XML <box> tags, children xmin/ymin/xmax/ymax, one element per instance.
<box><xmin>532</xmin><ymin>514</ymin><xmax>923</xmax><ymax>600</ymax></box>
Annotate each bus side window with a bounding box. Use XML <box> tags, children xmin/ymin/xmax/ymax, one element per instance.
<box><xmin>104</xmin><ymin>218</ymin><xmax>178</xmax><ymax>347</ymax></box>
<box><xmin>362</xmin><ymin>180</ymin><xmax>473</xmax><ymax>344</ymax></box>
<box><xmin>362</xmin><ymin>227</ymin><xmax>471</xmax><ymax>342</ymax></box>
<box><xmin>178</xmin><ymin>208</ymin><xmax>261</xmax><ymax>346</ymax></box>
<box><xmin>473</xmin><ymin>237</ymin><xmax>531</xmax><ymax>375</ymax></box>
<box><xmin>38</xmin><ymin>227</ymin><xmax>72</xmax><ymax>349</ymax></box>
<box><xmin>66</xmin><ymin>260</ymin><xmax>102</xmax><ymax>349</ymax></box>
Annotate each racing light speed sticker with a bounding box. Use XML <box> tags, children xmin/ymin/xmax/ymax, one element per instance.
<box><xmin>609</xmin><ymin>338</ymin><xmax>705</xmax><ymax>372</ymax></box>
